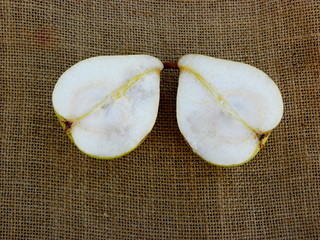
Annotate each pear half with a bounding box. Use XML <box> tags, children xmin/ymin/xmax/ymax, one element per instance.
<box><xmin>52</xmin><ymin>55</ymin><xmax>163</xmax><ymax>159</ymax></box>
<box><xmin>177</xmin><ymin>54</ymin><xmax>283</xmax><ymax>166</ymax></box>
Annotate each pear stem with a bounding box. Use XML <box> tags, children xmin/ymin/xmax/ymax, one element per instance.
<box><xmin>163</xmin><ymin>62</ymin><xmax>178</xmax><ymax>69</ymax></box>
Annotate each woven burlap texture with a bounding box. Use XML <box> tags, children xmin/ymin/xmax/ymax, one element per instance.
<box><xmin>1</xmin><ymin>1</ymin><xmax>319</xmax><ymax>239</ymax></box>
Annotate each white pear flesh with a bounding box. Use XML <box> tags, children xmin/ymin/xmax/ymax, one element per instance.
<box><xmin>52</xmin><ymin>55</ymin><xmax>163</xmax><ymax>158</ymax></box>
<box><xmin>177</xmin><ymin>54</ymin><xmax>283</xmax><ymax>166</ymax></box>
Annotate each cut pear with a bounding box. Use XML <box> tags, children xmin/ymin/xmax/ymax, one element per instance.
<box><xmin>52</xmin><ymin>55</ymin><xmax>163</xmax><ymax>158</ymax></box>
<box><xmin>177</xmin><ymin>54</ymin><xmax>283</xmax><ymax>166</ymax></box>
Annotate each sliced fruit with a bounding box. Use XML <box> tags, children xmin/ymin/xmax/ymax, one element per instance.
<box><xmin>52</xmin><ymin>55</ymin><xmax>163</xmax><ymax>158</ymax></box>
<box><xmin>177</xmin><ymin>54</ymin><xmax>283</xmax><ymax>166</ymax></box>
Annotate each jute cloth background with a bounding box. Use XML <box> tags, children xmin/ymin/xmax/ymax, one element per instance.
<box><xmin>1</xmin><ymin>0</ymin><xmax>319</xmax><ymax>239</ymax></box>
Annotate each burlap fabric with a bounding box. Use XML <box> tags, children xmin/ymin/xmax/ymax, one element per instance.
<box><xmin>1</xmin><ymin>1</ymin><xmax>319</xmax><ymax>239</ymax></box>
